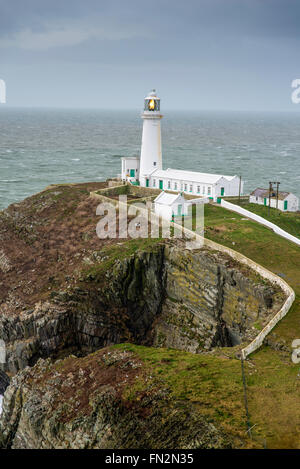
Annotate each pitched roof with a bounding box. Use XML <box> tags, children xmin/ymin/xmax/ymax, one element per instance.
<box><xmin>154</xmin><ymin>191</ymin><xmax>184</xmax><ymax>206</ymax></box>
<box><xmin>250</xmin><ymin>187</ymin><xmax>291</xmax><ymax>200</ymax></box>
<box><xmin>151</xmin><ymin>168</ymin><xmax>237</xmax><ymax>184</ymax></box>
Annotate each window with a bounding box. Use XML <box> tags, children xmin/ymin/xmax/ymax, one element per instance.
<box><xmin>208</xmin><ymin>187</ymin><xmax>211</xmax><ymax>195</ymax></box>
<box><xmin>181</xmin><ymin>183</ymin><xmax>183</xmax><ymax>190</ymax></box>
<box><xmin>184</xmin><ymin>184</ymin><xmax>187</xmax><ymax>191</ymax></box>
<box><xmin>153</xmin><ymin>162</ymin><xmax>157</xmax><ymax>166</ymax></box>
<box><xmin>153</xmin><ymin>179</ymin><xmax>156</xmax><ymax>187</ymax></box>
<box><xmin>144</xmin><ymin>98</ymin><xmax>160</xmax><ymax>112</ymax></box>
<box><xmin>203</xmin><ymin>186</ymin><xmax>206</xmax><ymax>194</ymax></box>
<box><xmin>174</xmin><ymin>182</ymin><xmax>178</xmax><ymax>190</ymax></box>
<box><xmin>168</xmin><ymin>181</ymin><xmax>171</xmax><ymax>189</ymax></box>
<box><xmin>189</xmin><ymin>185</ymin><xmax>193</xmax><ymax>192</ymax></box>
<box><xmin>197</xmin><ymin>186</ymin><xmax>200</xmax><ymax>193</ymax></box>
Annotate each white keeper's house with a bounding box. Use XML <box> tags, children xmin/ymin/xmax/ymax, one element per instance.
<box><xmin>250</xmin><ymin>188</ymin><xmax>299</xmax><ymax>212</ymax></box>
<box><xmin>121</xmin><ymin>90</ymin><xmax>243</xmax><ymax>202</ymax></box>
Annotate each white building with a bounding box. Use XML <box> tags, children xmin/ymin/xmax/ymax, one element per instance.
<box><xmin>154</xmin><ymin>192</ymin><xmax>188</xmax><ymax>220</ymax></box>
<box><xmin>250</xmin><ymin>188</ymin><xmax>299</xmax><ymax>212</ymax></box>
<box><xmin>147</xmin><ymin>168</ymin><xmax>241</xmax><ymax>201</ymax></box>
<box><xmin>121</xmin><ymin>156</ymin><xmax>140</xmax><ymax>184</ymax></box>
<box><xmin>121</xmin><ymin>90</ymin><xmax>243</xmax><ymax>201</ymax></box>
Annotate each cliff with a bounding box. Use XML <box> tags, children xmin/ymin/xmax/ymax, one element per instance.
<box><xmin>0</xmin><ymin>347</ymin><xmax>235</xmax><ymax>449</ymax></box>
<box><xmin>0</xmin><ymin>183</ymin><xmax>286</xmax><ymax>448</ymax></box>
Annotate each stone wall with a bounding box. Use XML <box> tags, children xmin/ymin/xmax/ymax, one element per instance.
<box><xmin>91</xmin><ymin>189</ymin><xmax>295</xmax><ymax>359</ymax></box>
<box><xmin>221</xmin><ymin>199</ymin><xmax>300</xmax><ymax>247</ymax></box>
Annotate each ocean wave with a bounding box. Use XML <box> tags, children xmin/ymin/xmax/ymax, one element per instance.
<box><xmin>0</xmin><ymin>179</ymin><xmax>22</xmax><ymax>183</ymax></box>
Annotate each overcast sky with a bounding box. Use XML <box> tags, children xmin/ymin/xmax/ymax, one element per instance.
<box><xmin>1</xmin><ymin>0</ymin><xmax>300</xmax><ymax>110</ymax></box>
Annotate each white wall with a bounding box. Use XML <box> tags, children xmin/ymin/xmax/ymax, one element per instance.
<box><xmin>149</xmin><ymin>176</ymin><xmax>242</xmax><ymax>200</ymax></box>
<box><xmin>221</xmin><ymin>199</ymin><xmax>300</xmax><ymax>246</ymax></box>
<box><xmin>285</xmin><ymin>193</ymin><xmax>299</xmax><ymax>212</ymax></box>
<box><xmin>121</xmin><ymin>158</ymin><xmax>140</xmax><ymax>181</ymax></box>
<box><xmin>150</xmin><ymin>177</ymin><xmax>214</xmax><ymax>198</ymax></box>
<box><xmin>154</xmin><ymin>204</ymin><xmax>172</xmax><ymax>220</ymax></box>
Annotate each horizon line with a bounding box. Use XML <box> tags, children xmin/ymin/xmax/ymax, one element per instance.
<box><xmin>1</xmin><ymin>105</ymin><xmax>300</xmax><ymax>114</ymax></box>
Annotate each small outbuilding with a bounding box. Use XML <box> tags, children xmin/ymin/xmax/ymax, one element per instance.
<box><xmin>154</xmin><ymin>192</ymin><xmax>188</xmax><ymax>220</ymax></box>
<box><xmin>249</xmin><ymin>188</ymin><xmax>299</xmax><ymax>212</ymax></box>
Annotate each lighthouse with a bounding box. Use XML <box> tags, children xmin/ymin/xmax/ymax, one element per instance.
<box><xmin>139</xmin><ymin>90</ymin><xmax>163</xmax><ymax>187</ymax></box>
<box><xmin>120</xmin><ymin>90</ymin><xmax>243</xmax><ymax>201</ymax></box>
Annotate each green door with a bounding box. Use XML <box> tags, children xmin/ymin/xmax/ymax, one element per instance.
<box><xmin>178</xmin><ymin>204</ymin><xmax>182</xmax><ymax>216</ymax></box>
<box><xmin>284</xmin><ymin>200</ymin><xmax>288</xmax><ymax>210</ymax></box>
<box><xmin>264</xmin><ymin>197</ymin><xmax>267</xmax><ymax>206</ymax></box>
<box><xmin>221</xmin><ymin>187</ymin><xmax>225</xmax><ymax>196</ymax></box>
<box><xmin>159</xmin><ymin>180</ymin><xmax>163</xmax><ymax>190</ymax></box>
<box><xmin>146</xmin><ymin>179</ymin><xmax>149</xmax><ymax>187</ymax></box>
<box><xmin>130</xmin><ymin>169</ymin><xmax>135</xmax><ymax>177</ymax></box>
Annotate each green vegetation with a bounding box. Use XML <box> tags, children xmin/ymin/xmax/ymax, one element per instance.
<box><xmin>114</xmin><ymin>343</ymin><xmax>252</xmax><ymax>448</ymax></box>
<box><xmin>225</xmin><ymin>198</ymin><xmax>300</xmax><ymax>239</ymax></box>
<box><xmin>82</xmin><ymin>237</ymin><xmax>164</xmax><ymax>282</ymax></box>
<box><xmin>203</xmin><ymin>203</ymin><xmax>300</xmax><ymax>448</ymax></box>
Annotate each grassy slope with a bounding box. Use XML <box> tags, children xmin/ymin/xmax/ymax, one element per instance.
<box><xmin>113</xmin><ymin>343</ymin><xmax>250</xmax><ymax>448</ymax></box>
<box><xmin>225</xmin><ymin>199</ymin><xmax>300</xmax><ymax>239</ymax></box>
<box><xmin>203</xmin><ymin>204</ymin><xmax>300</xmax><ymax>448</ymax></box>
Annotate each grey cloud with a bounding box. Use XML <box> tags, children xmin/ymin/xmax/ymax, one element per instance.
<box><xmin>0</xmin><ymin>0</ymin><xmax>299</xmax><ymax>110</ymax></box>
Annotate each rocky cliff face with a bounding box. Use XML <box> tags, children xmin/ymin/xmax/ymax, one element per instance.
<box><xmin>0</xmin><ymin>371</ymin><xmax>9</xmax><ymax>395</ymax></box>
<box><xmin>0</xmin><ymin>240</ymin><xmax>283</xmax><ymax>373</ymax></box>
<box><xmin>152</xmin><ymin>246</ymin><xmax>281</xmax><ymax>353</ymax></box>
<box><xmin>0</xmin><ymin>348</ymin><xmax>232</xmax><ymax>449</ymax></box>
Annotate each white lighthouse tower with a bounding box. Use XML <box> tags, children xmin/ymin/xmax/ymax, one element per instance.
<box><xmin>139</xmin><ymin>89</ymin><xmax>163</xmax><ymax>187</ymax></box>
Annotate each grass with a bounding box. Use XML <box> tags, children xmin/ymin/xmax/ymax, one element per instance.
<box><xmin>113</xmin><ymin>343</ymin><xmax>253</xmax><ymax>448</ymax></box>
<box><xmin>202</xmin><ymin>203</ymin><xmax>300</xmax><ymax>448</ymax></box>
<box><xmin>225</xmin><ymin>199</ymin><xmax>300</xmax><ymax>239</ymax></box>
<box><xmin>82</xmin><ymin>236</ymin><xmax>164</xmax><ymax>282</ymax></box>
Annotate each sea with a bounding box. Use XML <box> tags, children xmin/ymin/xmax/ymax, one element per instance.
<box><xmin>0</xmin><ymin>109</ymin><xmax>300</xmax><ymax>412</ymax></box>
<box><xmin>0</xmin><ymin>108</ymin><xmax>300</xmax><ymax>210</ymax></box>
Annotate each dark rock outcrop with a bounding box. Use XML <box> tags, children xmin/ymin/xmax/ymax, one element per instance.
<box><xmin>0</xmin><ymin>370</ymin><xmax>9</xmax><ymax>395</ymax></box>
